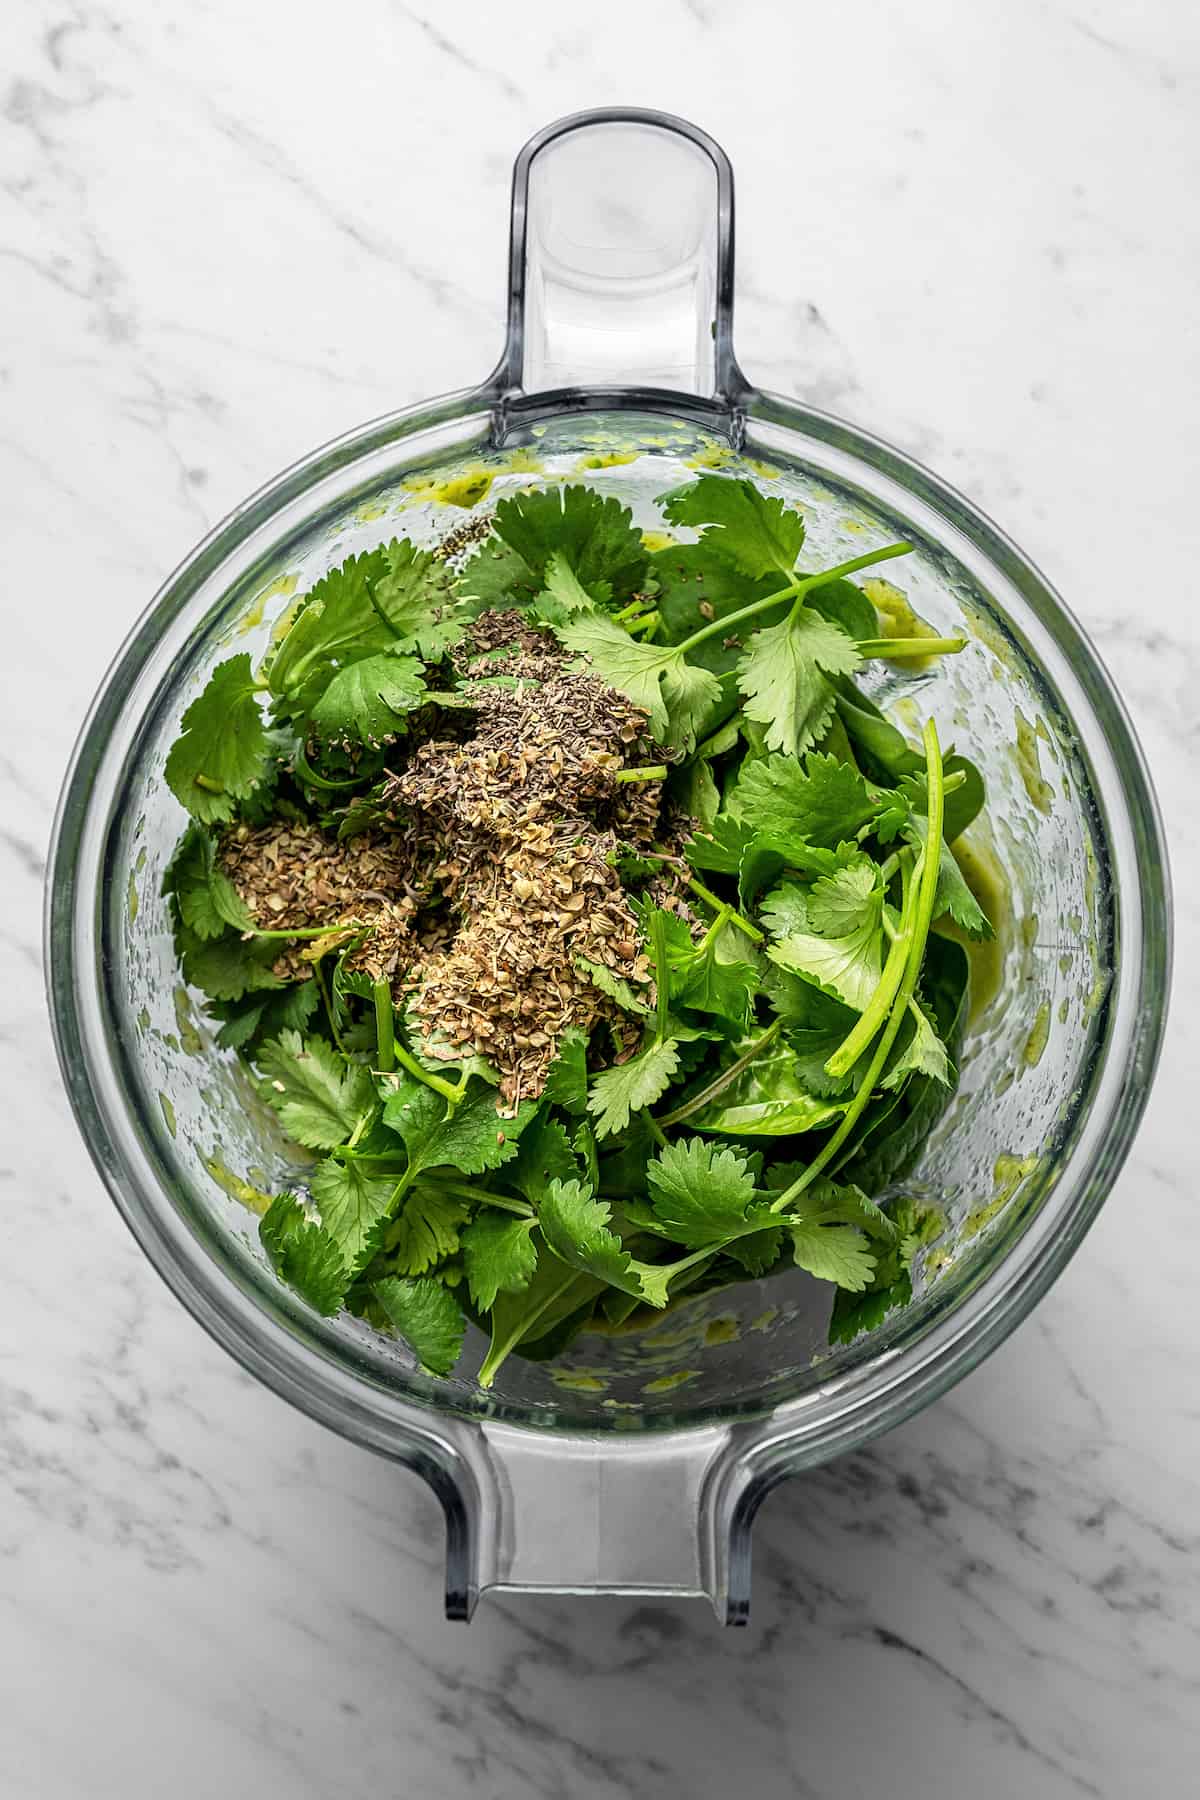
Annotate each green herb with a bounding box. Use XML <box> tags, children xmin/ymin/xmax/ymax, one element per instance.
<box><xmin>165</xmin><ymin>469</ymin><xmax>990</xmax><ymax>1379</ymax></box>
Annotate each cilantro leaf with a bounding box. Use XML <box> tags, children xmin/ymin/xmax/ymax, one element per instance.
<box><xmin>165</xmin><ymin>656</ymin><xmax>272</xmax><ymax>824</ymax></box>
<box><xmin>531</xmin><ymin>551</ymin><xmax>610</xmax><ymax>623</ymax></box>
<box><xmin>210</xmin><ymin>977</ymin><xmax>320</xmax><ymax>1055</ymax></box>
<box><xmin>513</xmin><ymin>1114</ymin><xmax>580</xmax><ymax>1206</ymax></box>
<box><xmin>310</xmin><ymin>1157</ymin><xmax>395</xmax><ymax>1269</ymax></box>
<box><xmin>380</xmin><ymin>1076</ymin><xmax>536</xmax><ymax>1177</ymax></box>
<box><xmin>267</xmin><ymin>542</ymin><xmax>459</xmax><ymax>708</ymax></box>
<box><xmin>481</xmin><ymin>485</ymin><xmax>648</xmax><ymax>604</ymax></box>
<box><xmin>644</xmin><ymin>1137</ymin><xmax>768</xmax><ymax>1247</ymax></box>
<box><xmin>460</xmin><ymin>1210</ymin><xmax>539</xmax><ymax>1310</ymax></box>
<box><xmin>541</xmin><ymin>1027</ymin><xmax>590</xmax><ymax>1115</ymax></box>
<box><xmin>372</xmin><ymin>539</ymin><xmax>464</xmax><ymax>659</ymax></box>
<box><xmin>882</xmin><ymin>1003</ymin><xmax>952</xmax><ymax>1091</ymax></box>
<box><xmin>383</xmin><ymin>1186</ymin><xmax>470</xmax><ymax>1275</ymax></box>
<box><xmin>372</xmin><ymin>1276</ymin><xmax>465</xmax><ymax>1375</ymax></box>
<box><xmin>555</xmin><ymin>612</ymin><xmax>720</xmax><ymax>750</ymax></box>
<box><xmin>806</xmin><ymin>858</ymin><xmax>883</xmax><ymax>937</ymax></box>
<box><xmin>737</xmin><ymin>609</ymin><xmax>862</xmax><ymax>756</ymax></box>
<box><xmin>731</xmin><ymin>752</ymin><xmax>876</xmax><ymax>848</ymax></box>
<box><xmin>659</xmin><ymin>475</ymin><xmax>804</xmax><ymax>579</ymax></box>
<box><xmin>575</xmin><ymin>955</ymin><xmax>652</xmax><ymax>1016</ymax></box>
<box><xmin>687</xmin><ymin>1034</ymin><xmax>847</xmax><ymax>1137</ymax></box>
<box><xmin>790</xmin><ymin>1221</ymin><xmax>876</xmax><ymax>1290</ymax></box>
<box><xmin>897</xmin><ymin>811</ymin><xmax>993</xmax><ymax>938</ymax></box>
<box><xmin>587</xmin><ymin>1039</ymin><xmax>682</xmax><ymax>1138</ymax></box>
<box><xmin>260</xmin><ymin>1193</ymin><xmax>347</xmax><ymax>1315</ymax></box>
<box><xmin>765</xmin><ymin>862</ymin><xmax>884</xmax><ymax>1013</ymax></box>
<box><xmin>685</xmin><ymin>814</ymin><xmax>754</xmax><ymax>876</ymax></box>
<box><xmin>538</xmin><ymin>1179</ymin><xmax>671</xmax><ymax>1307</ymax></box>
<box><xmin>760</xmin><ymin>882</ymin><xmax>812</xmax><ymax>940</ymax></box>
<box><xmin>651</xmin><ymin>542</ymin><xmax>784</xmax><ymax>643</ymax></box>
<box><xmin>180</xmin><ymin>928</ymin><xmax>285</xmax><ymax>1002</ymax></box>
<box><xmin>479</xmin><ymin>1250</ymin><xmax>604</xmax><ymax>1388</ymax></box>
<box><xmin>308</xmin><ymin>653</ymin><xmax>427</xmax><ymax>744</ymax></box>
<box><xmin>164</xmin><ymin>825</ymin><xmax>254</xmax><ymax>940</ymax></box>
<box><xmin>257</xmin><ymin>1030</ymin><xmax>375</xmax><ymax>1150</ymax></box>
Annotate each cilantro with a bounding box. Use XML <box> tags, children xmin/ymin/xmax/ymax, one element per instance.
<box><xmin>163</xmin><ymin>474</ymin><xmax>989</xmax><ymax>1382</ymax></box>
<box><xmin>165</xmin><ymin>656</ymin><xmax>272</xmax><ymax>824</ymax></box>
<box><xmin>165</xmin><ymin>825</ymin><xmax>254</xmax><ymax>939</ymax></box>
<box><xmin>736</xmin><ymin>607</ymin><xmax>862</xmax><ymax>757</ymax></box>
<box><xmin>731</xmin><ymin>752</ymin><xmax>876</xmax><ymax>848</ymax></box>
<box><xmin>789</xmin><ymin>1221</ymin><xmax>875</xmax><ymax>1290</ymax></box>
<box><xmin>380</xmin><ymin>1076</ymin><xmax>536</xmax><ymax>1178</ymax></box>
<box><xmin>384</xmin><ymin>1186</ymin><xmax>471</xmax><ymax>1276</ymax></box>
<box><xmin>257</xmin><ymin>1031</ymin><xmax>375</xmax><ymax>1150</ymax></box>
<box><xmin>659</xmin><ymin>475</ymin><xmax>805</xmax><ymax>579</ymax></box>
<box><xmin>260</xmin><ymin>1193</ymin><xmax>347</xmax><ymax>1315</ymax></box>
<box><xmin>541</xmin><ymin>1027</ymin><xmax>590</xmax><ymax>1115</ymax></box>
<box><xmin>575</xmin><ymin>955</ymin><xmax>652</xmax><ymax>1016</ymax></box>
<box><xmin>644</xmin><ymin>1137</ymin><xmax>769</xmax><ymax>1246</ymax></box>
<box><xmin>179</xmin><ymin>927</ymin><xmax>284</xmax><ymax>1003</ymax></box>
<box><xmin>538</xmin><ymin>1180</ymin><xmax>674</xmax><ymax>1307</ymax></box>
<box><xmin>308</xmin><ymin>653</ymin><xmax>427</xmax><ymax>744</ymax></box>
<box><xmin>466</xmin><ymin>485</ymin><xmax>648</xmax><ymax>607</ymax></box>
<box><xmin>267</xmin><ymin>541</ymin><xmax>458</xmax><ymax>709</ymax></box>
<box><xmin>372</xmin><ymin>1276</ymin><xmax>465</xmax><ymax>1375</ymax></box>
<box><xmin>587</xmin><ymin>1039</ymin><xmax>682</xmax><ymax>1138</ymax></box>
<box><xmin>460</xmin><ymin>1210</ymin><xmax>539</xmax><ymax>1310</ymax></box>
<box><xmin>555</xmin><ymin>611</ymin><xmax>721</xmax><ymax>751</ymax></box>
<box><xmin>310</xmin><ymin>1156</ymin><xmax>395</xmax><ymax>1268</ymax></box>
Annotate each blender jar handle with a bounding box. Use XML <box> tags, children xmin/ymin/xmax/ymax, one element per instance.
<box><xmin>440</xmin><ymin>1419</ymin><xmax>766</xmax><ymax>1623</ymax></box>
<box><xmin>490</xmin><ymin>107</ymin><xmax>748</xmax><ymax>406</ymax></box>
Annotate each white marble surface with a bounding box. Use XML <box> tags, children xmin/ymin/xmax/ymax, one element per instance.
<box><xmin>3</xmin><ymin>1</ymin><xmax>1198</xmax><ymax>1794</ymax></box>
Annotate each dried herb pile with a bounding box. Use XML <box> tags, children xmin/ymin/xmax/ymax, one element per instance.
<box><xmin>163</xmin><ymin>475</ymin><xmax>991</xmax><ymax>1383</ymax></box>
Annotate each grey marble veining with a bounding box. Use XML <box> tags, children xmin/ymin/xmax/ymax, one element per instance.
<box><xmin>2</xmin><ymin>2</ymin><xmax>1197</xmax><ymax>1795</ymax></box>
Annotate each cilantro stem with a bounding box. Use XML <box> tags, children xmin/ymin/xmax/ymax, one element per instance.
<box><xmin>612</xmin><ymin>599</ymin><xmax>648</xmax><ymax>624</ymax></box>
<box><xmin>242</xmin><ymin>922</ymin><xmax>370</xmax><ymax>940</ymax></box>
<box><xmin>674</xmin><ymin>578</ymin><xmax>799</xmax><ymax>654</ymax></box>
<box><xmin>824</xmin><ymin>852</ymin><xmax>916</xmax><ymax>1079</ymax></box>
<box><xmin>650</xmin><ymin>911</ymin><xmax>672</xmax><ymax>1042</ymax></box>
<box><xmin>857</xmin><ymin>636</ymin><xmax>966</xmax><ymax>659</ymax></box>
<box><xmin>391</xmin><ymin>1042</ymin><xmax>464</xmax><ymax>1105</ymax></box>
<box><xmin>613</xmin><ymin>765</ymin><xmax>667</xmax><ymax>784</ymax></box>
<box><xmin>656</xmin><ymin>1018</ymin><xmax>783</xmax><ymax>1127</ymax></box>
<box><xmin>673</xmin><ymin>541</ymin><xmax>913</xmax><ymax>657</ymax></box>
<box><xmin>698</xmin><ymin>905</ymin><xmax>732</xmax><ymax>954</ymax></box>
<box><xmin>346</xmin><ymin>1111</ymin><xmax>372</xmax><ymax>1151</ymax></box>
<box><xmin>291</xmin><ymin>745</ymin><xmax>363</xmax><ymax>791</ymax></box>
<box><xmin>683</xmin><ymin>874</ymin><xmax>763</xmax><ymax>944</ymax></box>
<box><xmin>373</xmin><ymin>978</ymin><xmax>395</xmax><ymax>1073</ymax></box>
<box><xmin>646</xmin><ymin>1114</ymin><xmax>670</xmax><ymax>1149</ymax></box>
<box><xmin>312</xmin><ymin>956</ymin><xmax>349</xmax><ymax>1056</ymax></box>
<box><xmin>414</xmin><ymin>1179</ymin><xmax>532</xmax><ymax>1215</ymax></box>
<box><xmin>626</xmin><ymin>610</ymin><xmax>660</xmax><ymax>639</ymax></box>
<box><xmin>771</xmin><ymin>719</ymin><xmax>945</xmax><ymax>1210</ymax></box>
<box><xmin>364</xmin><ymin>574</ymin><xmax>404</xmax><ymax>639</ymax></box>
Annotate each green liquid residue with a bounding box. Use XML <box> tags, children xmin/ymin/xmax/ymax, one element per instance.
<box><xmin>575</xmin><ymin>451</ymin><xmax>638</xmax><ymax>471</ymax></box>
<box><xmin>550</xmin><ymin>1370</ymin><xmax>609</xmax><ymax>1393</ymax></box>
<box><xmin>204</xmin><ymin>1155</ymin><xmax>274</xmax><ymax>1215</ymax></box>
<box><xmin>964</xmin><ymin>1152</ymin><xmax>1039</xmax><ymax>1239</ymax></box>
<box><xmin>643</xmin><ymin>1369</ymin><xmax>701</xmax><ymax>1394</ymax></box>
<box><xmin>1023</xmin><ymin>1001</ymin><xmax>1051</xmax><ymax>1068</ymax></box>
<box><xmin>174</xmin><ymin>987</ymin><xmax>203</xmax><ymax>1056</ymax></box>
<box><xmin>704</xmin><ymin>1316</ymin><xmax>740</xmax><ymax>1346</ymax></box>
<box><xmin>749</xmin><ymin>1307</ymin><xmax>778</xmax><ymax>1334</ymax></box>
<box><xmin>432</xmin><ymin>470</ymin><xmax>494</xmax><ymax>508</ymax></box>
<box><xmin>158</xmin><ymin>1093</ymin><xmax>176</xmax><ymax>1137</ymax></box>
<box><xmin>937</xmin><ymin>831</ymin><xmax>1008</xmax><ymax>1030</ymax></box>
<box><xmin>127</xmin><ymin>871</ymin><xmax>139</xmax><ymax>922</ymax></box>
<box><xmin>863</xmin><ymin>577</ymin><xmax>943</xmax><ymax>671</ymax></box>
<box><xmin>1015</xmin><ymin>709</ymin><xmax>1054</xmax><ymax>815</ymax></box>
<box><xmin>137</xmin><ymin>1007</ymin><xmax>151</xmax><ymax>1033</ymax></box>
<box><xmin>1058</xmin><ymin>997</ymin><xmax>1070</xmax><ymax>1024</ymax></box>
<box><xmin>640</xmin><ymin>530</ymin><xmax>676</xmax><ymax>553</ymax></box>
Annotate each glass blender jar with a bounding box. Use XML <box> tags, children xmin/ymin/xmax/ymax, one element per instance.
<box><xmin>47</xmin><ymin>109</ymin><xmax>1170</xmax><ymax>1621</ymax></box>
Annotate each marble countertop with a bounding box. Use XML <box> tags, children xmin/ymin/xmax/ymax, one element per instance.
<box><xmin>3</xmin><ymin>2</ymin><xmax>1197</xmax><ymax>1794</ymax></box>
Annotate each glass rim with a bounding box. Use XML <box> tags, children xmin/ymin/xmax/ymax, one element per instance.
<box><xmin>45</xmin><ymin>377</ymin><xmax>1172</xmax><ymax>1470</ymax></box>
